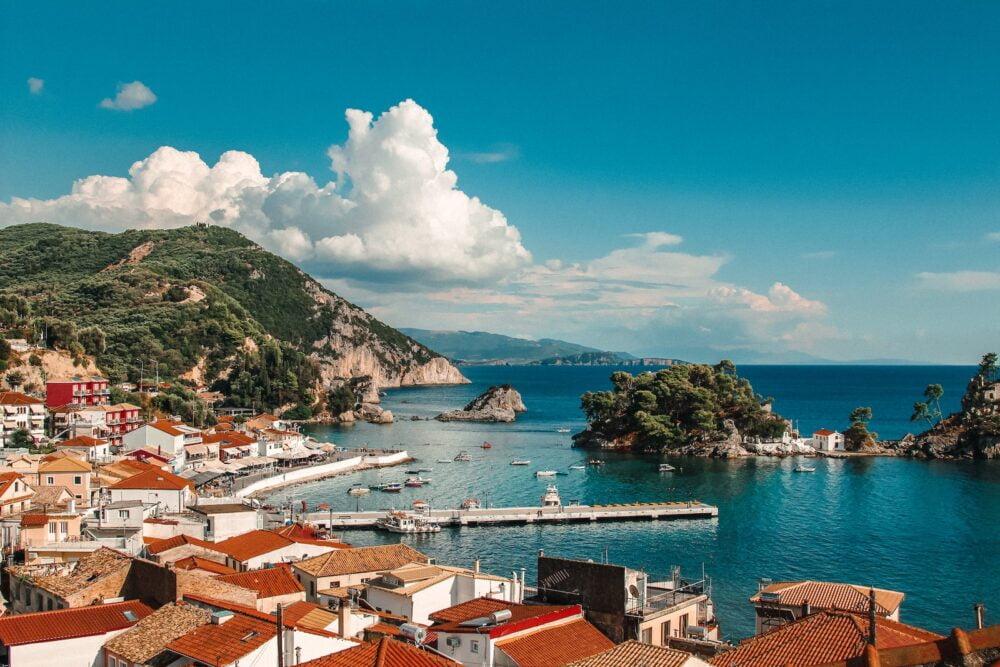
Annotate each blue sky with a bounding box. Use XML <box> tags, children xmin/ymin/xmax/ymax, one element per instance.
<box><xmin>2</xmin><ymin>1</ymin><xmax>998</xmax><ymax>363</ymax></box>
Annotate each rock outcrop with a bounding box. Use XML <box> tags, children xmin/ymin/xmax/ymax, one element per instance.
<box><xmin>679</xmin><ymin>420</ymin><xmax>751</xmax><ymax>458</ymax></box>
<box><xmin>436</xmin><ymin>385</ymin><xmax>527</xmax><ymax>422</ymax></box>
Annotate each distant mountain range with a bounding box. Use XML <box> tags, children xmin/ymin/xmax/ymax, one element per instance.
<box><xmin>399</xmin><ymin>329</ymin><xmax>682</xmax><ymax>366</ymax></box>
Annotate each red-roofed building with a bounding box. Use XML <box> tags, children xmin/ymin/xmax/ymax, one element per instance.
<box><xmin>750</xmin><ymin>580</ymin><xmax>905</xmax><ymax>634</ymax></box>
<box><xmin>108</xmin><ymin>468</ymin><xmax>195</xmax><ymax>511</ymax></box>
<box><xmin>203</xmin><ymin>431</ymin><xmax>259</xmax><ymax>461</ymax></box>
<box><xmin>144</xmin><ymin>533</ymin><xmax>226</xmax><ymax>565</ymax></box>
<box><xmin>216</xmin><ymin>529</ymin><xmax>344</xmax><ymax>571</ymax></box>
<box><xmin>173</xmin><ymin>555</ymin><xmax>238</xmax><ymax>576</ymax></box>
<box><xmin>0</xmin><ymin>599</ymin><xmax>152</xmax><ymax>667</ymax></box>
<box><xmin>53</xmin><ymin>435</ymin><xmax>111</xmax><ymax>461</ymax></box>
<box><xmin>300</xmin><ymin>636</ymin><xmax>458</xmax><ymax>667</ymax></box>
<box><xmin>45</xmin><ymin>376</ymin><xmax>110</xmax><ymax>408</ymax></box>
<box><xmin>121</xmin><ymin>418</ymin><xmax>202</xmax><ymax>466</ymax></box>
<box><xmin>217</xmin><ymin>564</ymin><xmax>306</xmax><ymax>612</ymax></box>
<box><xmin>811</xmin><ymin>429</ymin><xmax>844</xmax><ymax>452</ymax></box>
<box><xmin>0</xmin><ymin>472</ymin><xmax>34</xmax><ymax>517</ymax></box>
<box><xmin>0</xmin><ymin>391</ymin><xmax>46</xmax><ymax>447</ymax></box>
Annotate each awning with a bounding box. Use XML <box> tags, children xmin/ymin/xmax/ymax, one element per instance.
<box><xmin>184</xmin><ymin>444</ymin><xmax>208</xmax><ymax>457</ymax></box>
<box><xmin>189</xmin><ymin>470</ymin><xmax>223</xmax><ymax>486</ymax></box>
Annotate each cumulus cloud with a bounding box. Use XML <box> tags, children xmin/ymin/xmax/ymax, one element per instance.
<box><xmin>27</xmin><ymin>77</ymin><xmax>44</xmax><ymax>95</ymax></box>
<box><xmin>0</xmin><ymin>99</ymin><xmax>530</xmax><ymax>283</ymax></box>
<box><xmin>99</xmin><ymin>81</ymin><xmax>157</xmax><ymax>111</ymax></box>
<box><xmin>917</xmin><ymin>270</ymin><xmax>1000</xmax><ymax>291</ymax></box>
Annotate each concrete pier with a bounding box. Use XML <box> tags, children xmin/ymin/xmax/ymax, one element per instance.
<box><xmin>303</xmin><ymin>500</ymin><xmax>718</xmax><ymax>530</ymax></box>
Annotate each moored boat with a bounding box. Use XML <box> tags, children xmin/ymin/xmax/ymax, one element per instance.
<box><xmin>481</xmin><ymin>441</ymin><xmax>493</xmax><ymax>449</ymax></box>
<box><xmin>460</xmin><ymin>498</ymin><xmax>480</xmax><ymax>510</ymax></box>
<box><xmin>556</xmin><ymin>428</ymin><xmax>571</xmax><ymax>433</ymax></box>
<box><xmin>569</xmin><ymin>465</ymin><xmax>586</xmax><ymax>470</ymax></box>
<box><xmin>454</xmin><ymin>451</ymin><xmax>472</xmax><ymax>462</ymax></box>
<box><xmin>588</xmin><ymin>459</ymin><xmax>605</xmax><ymax>466</ymax></box>
<box><xmin>348</xmin><ymin>487</ymin><xmax>370</xmax><ymax>496</ymax></box>
<box><xmin>536</xmin><ymin>470</ymin><xmax>557</xmax><ymax>477</ymax></box>
<box><xmin>412</xmin><ymin>500</ymin><xmax>429</xmax><ymax>511</ymax></box>
<box><xmin>658</xmin><ymin>463</ymin><xmax>676</xmax><ymax>472</ymax></box>
<box><xmin>379</xmin><ymin>482</ymin><xmax>403</xmax><ymax>492</ymax></box>
<box><xmin>540</xmin><ymin>484</ymin><xmax>561</xmax><ymax>507</ymax></box>
<box><xmin>794</xmin><ymin>464</ymin><xmax>817</xmax><ymax>473</ymax></box>
<box><xmin>510</xmin><ymin>459</ymin><xmax>531</xmax><ymax>465</ymax></box>
<box><xmin>376</xmin><ymin>511</ymin><xmax>441</xmax><ymax>534</ymax></box>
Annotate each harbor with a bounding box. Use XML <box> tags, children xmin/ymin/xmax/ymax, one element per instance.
<box><xmin>303</xmin><ymin>499</ymin><xmax>718</xmax><ymax>530</ymax></box>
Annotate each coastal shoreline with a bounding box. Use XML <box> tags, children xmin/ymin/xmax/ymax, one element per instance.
<box><xmin>240</xmin><ymin>450</ymin><xmax>412</xmax><ymax>499</ymax></box>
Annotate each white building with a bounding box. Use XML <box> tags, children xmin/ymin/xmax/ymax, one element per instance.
<box><xmin>215</xmin><ymin>529</ymin><xmax>345</xmax><ymax>572</ymax></box>
<box><xmin>121</xmin><ymin>418</ymin><xmax>203</xmax><ymax>460</ymax></box>
<box><xmin>811</xmin><ymin>429</ymin><xmax>844</xmax><ymax>452</ymax></box>
<box><xmin>107</xmin><ymin>468</ymin><xmax>196</xmax><ymax>512</ymax></box>
<box><xmin>0</xmin><ymin>392</ymin><xmax>46</xmax><ymax>447</ymax></box>
<box><xmin>365</xmin><ymin>562</ymin><xmax>521</xmax><ymax>625</ymax></box>
<box><xmin>189</xmin><ymin>503</ymin><xmax>260</xmax><ymax>541</ymax></box>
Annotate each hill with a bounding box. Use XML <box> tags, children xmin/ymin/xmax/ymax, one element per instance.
<box><xmin>0</xmin><ymin>223</ymin><xmax>465</xmax><ymax>417</ymax></box>
<box><xmin>399</xmin><ymin>328</ymin><xmax>607</xmax><ymax>363</ymax></box>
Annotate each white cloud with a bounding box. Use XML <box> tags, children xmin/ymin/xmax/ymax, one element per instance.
<box><xmin>0</xmin><ymin>99</ymin><xmax>530</xmax><ymax>284</ymax></box>
<box><xmin>710</xmin><ymin>282</ymin><xmax>827</xmax><ymax>314</ymax></box>
<box><xmin>461</xmin><ymin>143</ymin><xmax>520</xmax><ymax>164</ymax></box>
<box><xmin>99</xmin><ymin>81</ymin><xmax>157</xmax><ymax>111</ymax></box>
<box><xmin>917</xmin><ymin>270</ymin><xmax>1000</xmax><ymax>291</ymax></box>
<box><xmin>27</xmin><ymin>78</ymin><xmax>44</xmax><ymax>95</ymax></box>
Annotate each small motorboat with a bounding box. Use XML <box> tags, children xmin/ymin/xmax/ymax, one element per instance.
<box><xmin>536</xmin><ymin>470</ymin><xmax>557</xmax><ymax>477</ymax></box>
<box><xmin>588</xmin><ymin>459</ymin><xmax>605</xmax><ymax>466</ymax></box>
<box><xmin>405</xmin><ymin>470</ymin><xmax>421</xmax><ymax>474</ymax></box>
<box><xmin>658</xmin><ymin>463</ymin><xmax>676</xmax><ymax>472</ymax></box>
<box><xmin>412</xmin><ymin>501</ymin><xmax>429</xmax><ymax>511</ymax></box>
<box><xmin>436</xmin><ymin>459</ymin><xmax>453</xmax><ymax>463</ymax></box>
<box><xmin>569</xmin><ymin>465</ymin><xmax>586</xmax><ymax>470</ymax></box>
<box><xmin>405</xmin><ymin>478</ymin><xmax>425</xmax><ymax>487</ymax></box>
<box><xmin>481</xmin><ymin>441</ymin><xmax>493</xmax><ymax>449</ymax></box>
<box><xmin>460</xmin><ymin>498</ymin><xmax>480</xmax><ymax>510</ymax></box>
<box><xmin>510</xmin><ymin>459</ymin><xmax>531</xmax><ymax>466</ymax></box>
<box><xmin>556</xmin><ymin>428</ymin><xmax>571</xmax><ymax>433</ymax></box>
<box><xmin>348</xmin><ymin>487</ymin><xmax>370</xmax><ymax>496</ymax></box>
<box><xmin>418</xmin><ymin>468</ymin><xmax>433</xmax><ymax>472</ymax></box>
<box><xmin>379</xmin><ymin>482</ymin><xmax>404</xmax><ymax>492</ymax></box>
<box><xmin>794</xmin><ymin>464</ymin><xmax>817</xmax><ymax>473</ymax></box>
<box><xmin>454</xmin><ymin>451</ymin><xmax>472</xmax><ymax>462</ymax></box>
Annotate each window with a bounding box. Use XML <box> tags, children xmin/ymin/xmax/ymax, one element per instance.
<box><xmin>471</xmin><ymin>640</ymin><xmax>480</xmax><ymax>653</ymax></box>
<box><xmin>661</xmin><ymin>620</ymin><xmax>671</xmax><ymax>644</ymax></box>
<box><xmin>49</xmin><ymin>523</ymin><xmax>56</xmax><ymax>535</ymax></box>
<box><xmin>119</xmin><ymin>510</ymin><xmax>130</xmax><ymax>519</ymax></box>
<box><xmin>60</xmin><ymin>521</ymin><xmax>68</xmax><ymax>533</ymax></box>
<box><xmin>46</xmin><ymin>476</ymin><xmax>55</xmax><ymax>485</ymax></box>
<box><xmin>310</xmin><ymin>581</ymin><xmax>316</xmax><ymax>596</ymax></box>
<box><xmin>109</xmin><ymin>657</ymin><xmax>117</xmax><ymax>667</ymax></box>
<box><xmin>74</xmin><ymin>476</ymin><xmax>82</xmax><ymax>485</ymax></box>
<box><xmin>680</xmin><ymin>614</ymin><xmax>689</xmax><ymax>637</ymax></box>
<box><xmin>641</xmin><ymin>627</ymin><xmax>652</xmax><ymax>644</ymax></box>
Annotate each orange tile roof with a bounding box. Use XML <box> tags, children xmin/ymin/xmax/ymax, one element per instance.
<box><xmin>216</xmin><ymin>530</ymin><xmax>299</xmax><ymax>562</ymax></box>
<box><xmin>38</xmin><ymin>455</ymin><xmax>92</xmax><ymax>473</ymax></box>
<box><xmin>0</xmin><ymin>472</ymin><xmax>27</xmax><ymax>497</ymax></box>
<box><xmin>173</xmin><ymin>556</ymin><xmax>237</xmax><ymax>575</ymax></box>
<box><xmin>146</xmin><ymin>534</ymin><xmax>217</xmax><ymax>555</ymax></box>
<box><xmin>20</xmin><ymin>514</ymin><xmax>49</xmax><ymax>527</ymax></box>
<box><xmin>103</xmin><ymin>602</ymin><xmax>212</xmax><ymax>663</ymax></box>
<box><xmin>56</xmin><ymin>435</ymin><xmax>110</xmax><ymax>448</ymax></box>
<box><xmin>429</xmin><ymin>597</ymin><xmax>518</xmax><ymax>623</ymax></box>
<box><xmin>181</xmin><ymin>594</ymin><xmax>334</xmax><ymax>634</ymax></box>
<box><xmin>110</xmin><ymin>468</ymin><xmax>194</xmax><ymax>490</ymax></box>
<box><xmin>273</xmin><ymin>523</ymin><xmax>352</xmax><ymax>549</ymax></box>
<box><xmin>202</xmin><ymin>432</ymin><xmax>257</xmax><ymax>447</ymax></box>
<box><xmin>148</xmin><ymin>419</ymin><xmax>186</xmax><ymax>436</ymax></box>
<box><xmin>166</xmin><ymin>611</ymin><xmax>275</xmax><ymax>665</ymax></box>
<box><xmin>495</xmin><ymin>617</ymin><xmax>615</xmax><ymax>666</ymax></box>
<box><xmin>814</xmin><ymin>429</ymin><xmax>836</xmax><ymax>436</ymax></box>
<box><xmin>567</xmin><ymin>640</ymin><xmax>694</xmax><ymax>667</ymax></box>
<box><xmin>293</xmin><ymin>543</ymin><xmax>428</xmax><ymax>577</ymax></box>
<box><xmin>299</xmin><ymin>636</ymin><xmax>458</xmax><ymax>666</ymax></box>
<box><xmin>217</xmin><ymin>565</ymin><xmax>305</xmax><ymax>598</ymax></box>
<box><xmin>429</xmin><ymin>599</ymin><xmax>577</xmax><ymax>636</ymax></box>
<box><xmin>0</xmin><ymin>600</ymin><xmax>152</xmax><ymax>646</ymax></box>
<box><xmin>709</xmin><ymin>611</ymin><xmax>944</xmax><ymax>667</ymax></box>
<box><xmin>750</xmin><ymin>581</ymin><xmax>904</xmax><ymax>615</ymax></box>
<box><xmin>814</xmin><ymin>624</ymin><xmax>1000</xmax><ymax>667</ymax></box>
<box><xmin>0</xmin><ymin>391</ymin><xmax>43</xmax><ymax>406</ymax></box>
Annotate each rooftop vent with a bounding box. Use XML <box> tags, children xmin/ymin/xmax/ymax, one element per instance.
<box><xmin>123</xmin><ymin>610</ymin><xmax>138</xmax><ymax>622</ymax></box>
<box><xmin>211</xmin><ymin>610</ymin><xmax>234</xmax><ymax>625</ymax></box>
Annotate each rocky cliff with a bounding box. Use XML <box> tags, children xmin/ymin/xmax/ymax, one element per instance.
<box><xmin>436</xmin><ymin>384</ymin><xmax>527</xmax><ymax>422</ymax></box>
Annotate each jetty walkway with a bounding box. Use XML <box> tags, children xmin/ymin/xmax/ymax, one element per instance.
<box><xmin>303</xmin><ymin>500</ymin><xmax>718</xmax><ymax>530</ymax></box>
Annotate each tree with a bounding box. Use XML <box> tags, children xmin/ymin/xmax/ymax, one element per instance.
<box><xmin>5</xmin><ymin>370</ymin><xmax>24</xmax><ymax>390</ymax></box>
<box><xmin>911</xmin><ymin>384</ymin><xmax>944</xmax><ymax>427</ymax></box>
<box><xmin>8</xmin><ymin>428</ymin><xmax>32</xmax><ymax>449</ymax></box>
<box><xmin>845</xmin><ymin>406</ymin><xmax>878</xmax><ymax>450</ymax></box>
<box><xmin>78</xmin><ymin>325</ymin><xmax>107</xmax><ymax>356</ymax></box>
<box><xmin>978</xmin><ymin>353</ymin><xmax>998</xmax><ymax>381</ymax></box>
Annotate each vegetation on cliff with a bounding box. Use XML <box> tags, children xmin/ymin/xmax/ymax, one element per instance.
<box><xmin>577</xmin><ymin>361</ymin><xmax>787</xmax><ymax>451</ymax></box>
<box><xmin>0</xmin><ymin>223</ymin><xmax>448</xmax><ymax>414</ymax></box>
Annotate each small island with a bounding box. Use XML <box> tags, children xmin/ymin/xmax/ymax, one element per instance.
<box><xmin>436</xmin><ymin>384</ymin><xmax>527</xmax><ymax>422</ymax></box>
<box><xmin>574</xmin><ymin>361</ymin><xmax>789</xmax><ymax>456</ymax></box>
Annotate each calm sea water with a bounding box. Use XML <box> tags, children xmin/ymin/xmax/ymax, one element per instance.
<box><xmin>267</xmin><ymin>365</ymin><xmax>1000</xmax><ymax>640</ymax></box>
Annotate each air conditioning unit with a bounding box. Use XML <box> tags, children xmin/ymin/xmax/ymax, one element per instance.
<box><xmin>446</xmin><ymin>636</ymin><xmax>461</xmax><ymax>648</ymax></box>
<box><xmin>687</xmin><ymin>625</ymin><xmax>709</xmax><ymax>639</ymax></box>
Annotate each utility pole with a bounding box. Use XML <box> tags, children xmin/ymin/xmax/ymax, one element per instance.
<box><xmin>276</xmin><ymin>602</ymin><xmax>284</xmax><ymax>667</ymax></box>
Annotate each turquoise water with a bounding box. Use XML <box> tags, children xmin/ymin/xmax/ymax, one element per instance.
<box><xmin>268</xmin><ymin>365</ymin><xmax>999</xmax><ymax>640</ymax></box>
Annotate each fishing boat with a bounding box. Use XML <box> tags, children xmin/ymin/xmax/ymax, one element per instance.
<box><xmin>454</xmin><ymin>451</ymin><xmax>472</xmax><ymax>462</ymax></box>
<box><xmin>460</xmin><ymin>498</ymin><xmax>480</xmax><ymax>510</ymax></box>
<box><xmin>658</xmin><ymin>463</ymin><xmax>676</xmax><ymax>472</ymax></box>
<box><xmin>481</xmin><ymin>441</ymin><xmax>493</xmax><ymax>449</ymax></box>
<box><xmin>376</xmin><ymin>511</ymin><xmax>441</xmax><ymax>534</ymax></box>
<box><xmin>378</xmin><ymin>482</ymin><xmax>403</xmax><ymax>492</ymax></box>
<box><xmin>588</xmin><ymin>459</ymin><xmax>605</xmax><ymax>466</ymax></box>
<box><xmin>510</xmin><ymin>459</ymin><xmax>531</xmax><ymax>466</ymax></box>
<box><xmin>536</xmin><ymin>470</ymin><xmax>557</xmax><ymax>477</ymax></box>
<box><xmin>793</xmin><ymin>464</ymin><xmax>817</xmax><ymax>473</ymax></box>
<box><xmin>348</xmin><ymin>487</ymin><xmax>370</xmax><ymax>496</ymax></box>
<box><xmin>540</xmin><ymin>484</ymin><xmax>561</xmax><ymax>507</ymax></box>
<box><xmin>569</xmin><ymin>464</ymin><xmax>586</xmax><ymax>470</ymax></box>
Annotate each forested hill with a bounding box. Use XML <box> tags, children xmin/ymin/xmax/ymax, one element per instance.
<box><xmin>0</xmin><ymin>223</ymin><xmax>465</xmax><ymax>415</ymax></box>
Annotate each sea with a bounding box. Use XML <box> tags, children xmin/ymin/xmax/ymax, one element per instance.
<box><xmin>264</xmin><ymin>364</ymin><xmax>1000</xmax><ymax>640</ymax></box>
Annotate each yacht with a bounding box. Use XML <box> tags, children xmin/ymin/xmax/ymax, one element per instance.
<box><xmin>454</xmin><ymin>451</ymin><xmax>472</xmax><ymax>462</ymax></box>
<box><xmin>540</xmin><ymin>485</ymin><xmax>561</xmax><ymax>507</ymax></box>
<box><xmin>376</xmin><ymin>511</ymin><xmax>441</xmax><ymax>534</ymax></box>
<box><xmin>436</xmin><ymin>459</ymin><xmax>453</xmax><ymax>463</ymax></box>
<box><xmin>510</xmin><ymin>459</ymin><xmax>531</xmax><ymax>465</ymax></box>
<box><xmin>417</xmin><ymin>467</ymin><xmax>433</xmax><ymax>472</ymax></box>
<box><xmin>658</xmin><ymin>463</ymin><xmax>676</xmax><ymax>472</ymax></box>
<box><xmin>588</xmin><ymin>459</ymin><xmax>605</xmax><ymax>466</ymax></box>
<box><xmin>405</xmin><ymin>476</ymin><xmax>432</xmax><ymax>487</ymax></box>
<box><xmin>536</xmin><ymin>470</ymin><xmax>557</xmax><ymax>477</ymax></box>
<box><xmin>411</xmin><ymin>500</ymin><xmax>429</xmax><ymax>511</ymax></box>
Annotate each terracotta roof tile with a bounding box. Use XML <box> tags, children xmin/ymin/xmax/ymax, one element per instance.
<box><xmin>104</xmin><ymin>602</ymin><xmax>210</xmax><ymax>663</ymax></box>
<box><xmin>709</xmin><ymin>611</ymin><xmax>944</xmax><ymax>667</ymax></box>
<box><xmin>7</xmin><ymin>547</ymin><xmax>132</xmax><ymax>598</ymax></box>
<box><xmin>56</xmin><ymin>436</ymin><xmax>110</xmax><ymax>448</ymax></box>
<box><xmin>0</xmin><ymin>391</ymin><xmax>44</xmax><ymax>406</ymax></box>
<box><xmin>173</xmin><ymin>556</ymin><xmax>237</xmax><ymax>575</ymax></box>
<box><xmin>167</xmin><ymin>611</ymin><xmax>275</xmax><ymax>665</ymax></box>
<box><xmin>148</xmin><ymin>419</ymin><xmax>186</xmax><ymax>436</ymax></box>
<box><xmin>19</xmin><ymin>513</ymin><xmax>49</xmax><ymax>527</ymax></box>
<box><xmin>293</xmin><ymin>543</ymin><xmax>428</xmax><ymax>577</ymax></box>
<box><xmin>216</xmin><ymin>529</ymin><xmax>298</xmax><ymax>562</ymax></box>
<box><xmin>0</xmin><ymin>472</ymin><xmax>27</xmax><ymax>497</ymax></box>
<box><xmin>146</xmin><ymin>533</ymin><xmax>217</xmax><ymax>555</ymax></box>
<box><xmin>568</xmin><ymin>640</ymin><xmax>693</xmax><ymax>667</ymax></box>
<box><xmin>38</xmin><ymin>455</ymin><xmax>91</xmax><ymax>473</ymax></box>
<box><xmin>0</xmin><ymin>600</ymin><xmax>152</xmax><ymax>646</ymax></box>
<box><xmin>495</xmin><ymin>617</ymin><xmax>615</xmax><ymax>666</ymax></box>
<box><xmin>217</xmin><ymin>565</ymin><xmax>305</xmax><ymax>598</ymax></box>
<box><xmin>428</xmin><ymin>597</ymin><xmax>519</xmax><ymax>623</ymax></box>
<box><xmin>429</xmin><ymin>599</ymin><xmax>577</xmax><ymax>636</ymax></box>
<box><xmin>750</xmin><ymin>581</ymin><xmax>904</xmax><ymax>615</ymax></box>
<box><xmin>299</xmin><ymin>636</ymin><xmax>458</xmax><ymax>666</ymax></box>
<box><xmin>110</xmin><ymin>468</ymin><xmax>194</xmax><ymax>490</ymax></box>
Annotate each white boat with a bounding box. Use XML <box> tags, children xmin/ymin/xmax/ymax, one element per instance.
<box><xmin>540</xmin><ymin>484</ymin><xmax>561</xmax><ymax>507</ymax></box>
<box><xmin>510</xmin><ymin>459</ymin><xmax>531</xmax><ymax>466</ymax></box>
<box><xmin>460</xmin><ymin>498</ymin><xmax>480</xmax><ymax>510</ymax></box>
<box><xmin>556</xmin><ymin>428</ymin><xmax>571</xmax><ymax>433</ymax></box>
<box><xmin>436</xmin><ymin>459</ymin><xmax>453</xmax><ymax>463</ymax></box>
<box><xmin>536</xmin><ymin>470</ymin><xmax>557</xmax><ymax>477</ymax></box>
<box><xmin>348</xmin><ymin>487</ymin><xmax>370</xmax><ymax>496</ymax></box>
<box><xmin>658</xmin><ymin>463</ymin><xmax>676</xmax><ymax>472</ymax></box>
<box><xmin>378</xmin><ymin>482</ymin><xmax>403</xmax><ymax>492</ymax></box>
<box><xmin>454</xmin><ymin>451</ymin><xmax>472</xmax><ymax>462</ymax></box>
<box><xmin>417</xmin><ymin>468</ymin><xmax>433</xmax><ymax>472</ymax></box>
<box><xmin>376</xmin><ymin>511</ymin><xmax>441</xmax><ymax>534</ymax></box>
<box><xmin>588</xmin><ymin>459</ymin><xmax>605</xmax><ymax>466</ymax></box>
<box><xmin>794</xmin><ymin>464</ymin><xmax>817</xmax><ymax>473</ymax></box>
<box><xmin>411</xmin><ymin>501</ymin><xmax>429</xmax><ymax>511</ymax></box>
<box><xmin>569</xmin><ymin>465</ymin><xmax>586</xmax><ymax>470</ymax></box>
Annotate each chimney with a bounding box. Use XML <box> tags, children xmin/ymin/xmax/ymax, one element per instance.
<box><xmin>801</xmin><ymin>599</ymin><xmax>811</xmax><ymax>617</ymax></box>
<box><xmin>973</xmin><ymin>603</ymin><xmax>985</xmax><ymax>630</ymax></box>
<box><xmin>474</xmin><ymin>560</ymin><xmax>480</xmax><ymax>574</ymax></box>
<box><xmin>867</xmin><ymin>588</ymin><xmax>877</xmax><ymax>645</ymax></box>
<box><xmin>338</xmin><ymin>598</ymin><xmax>353</xmax><ymax>638</ymax></box>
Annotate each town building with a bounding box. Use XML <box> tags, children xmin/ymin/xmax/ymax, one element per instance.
<box><xmin>532</xmin><ymin>554</ymin><xmax>719</xmax><ymax>645</ymax></box>
<box><xmin>0</xmin><ymin>472</ymin><xmax>34</xmax><ymax>517</ymax></box>
<box><xmin>189</xmin><ymin>502</ymin><xmax>260</xmax><ymax>540</ymax></box>
<box><xmin>429</xmin><ymin>597</ymin><xmax>615</xmax><ymax>666</ymax></box>
<box><xmin>7</xmin><ymin>547</ymin><xmax>134</xmax><ymax>614</ymax></box>
<box><xmin>107</xmin><ymin>468</ymin><xmax>195</xmax><ymax>512</ymax></box>
<box><xmin>143</xmin><ymin>533</ymin><xmax>227</xmax><ymax>565</ymax></box>
<box><xmin>0</xmin><ymin>599</ymin><xmax>153</xmax><ymax>667</ymax></box>
<box><xmin>567</xmin><ymin>639</ymin><xmax>711</xmax><ymax>667</ymax></box>
<box><xmin>750</xmin><ymin>579</ymin><xmax>905</xmax><ymax>634</ymax></box>
<box><xmin>292</xmin><ymin>543</ymin><xmax>430</xmax><ymax>602</ymax></box>
<box><xmin>121</xmin><ymin>418</ymin><xmax>203</xmax><ymax>467</ymax></box>
<box><xmin>811</xmin><ymin>429</ymin><xmax>845</xmax><ymax>452</ymax></box>
<box><xmin>172</xmin><ymin>555</ymin><xmax>238</xmax><ymax>575</ymax></box>
<box><xmin>103</xmin><ymin>602</ymin><xmax>212</xmax><ymax>667</ymax></box>
<box><xmin>216</xmin><ymin>564</ymin><xmax>307</xmax><ymax>612</ymax></box>
<box><xmin>299</xmin><ymin>636</ymin><xmax>459</xmax><ymax>666</ymax></box>
<box><xmin>45</xmin><ymin>376</ymin><xmax>111</xmax><ymax>408</ymax></box>
<box><xmin>18</xmin><ymin>511</ymin><xmax>85</xmax><ymax>563</ymax></box>
<box><xmin>33</xmin><ymin>453</ymin><xmax>92</xmax><ymax>503</ymax></box>
<box><xmin>85</xmin><ymin>499</ymin><xmax>150</xmax><ymax>555</ymax></box>
<box><xmin>215</xmin><ymin>528</ymin><xmax>348</xmax><ymax>572</ymax></box>
<box><xmin>0</xmin><ymin>391</ymin><xmax>46</xmax><ymax>447</ymax></box>
<box><xmin>52</xmin><ymin>435</ymin><xmax>111</xmax><ymax>461</ymax></box>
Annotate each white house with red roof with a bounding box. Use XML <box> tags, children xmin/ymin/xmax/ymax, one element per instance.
<box><xmin>121</xmin><ymin>418</ymin><xmax>202</xmax><ymax>467</ymax></box>
<box><xmin>0</xmin><ymin>472</ymin><xmax>34</xmax><ymax>516</ymax></box>
<box><xmin>108</xmin><ymin>468</ymin><xmax>196</xmax><ymax>512</ymax></box>
<box><xmin>0</xmin><ymin>391</ymin><xmax>46</xmax><ymax>447</ymax></box>
<box><xmin>52</xmin><ymin>435</ymin><xmax>112</xmax><ymax>461</ymax></box>
<box><xmin>0</xmin><ymin>599</ymin><xmax>153</xmax><ymax>667</ymax></box>
<box><xmin>811</xmin><ymin>429</ymin><xmax>844</xmax><ymax>452</ymax></box>
<box><xmin>215</xmin><ymin>529</ymin><xmax>348</xmax><ymax>572</ymax></box>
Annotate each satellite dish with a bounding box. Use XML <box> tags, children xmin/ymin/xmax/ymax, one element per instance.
<box><xmin>629</xmin><ymin>584</ymin><xmax>640</xmax><ymax>598</ymax></box>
